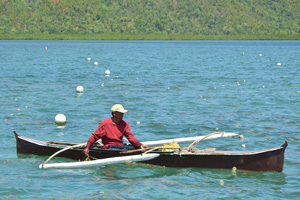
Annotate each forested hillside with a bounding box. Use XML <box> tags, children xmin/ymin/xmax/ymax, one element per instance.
<box><xmin>1</xmin><ymin>0</ymin><xmax>300</xmax><ymax>39</ymax></box>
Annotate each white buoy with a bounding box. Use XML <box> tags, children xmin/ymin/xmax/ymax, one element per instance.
<box><xmin>87</xmin><ymin>57</ymin><xmax>91</xmax><ymax>61</ymax></box>
<box><xmin>101</xmin><ymin>83</ymin><xmax>104</xmax><ymax>87</ymax></box>
<box><xmin>137</xmin><ymin>121</ymin><xmax>141</xmax><ymax>125</ymax></box>
<box><xmin>238</xmin><ymin>135</ymin><xmax>244</xmax><ymax>140</ymax></box>
<box><xmin>259</xmin><ymin>54</ymin><xmax>262</xmax><ymax>57</ymax></box>
<box><xmin>76</xmin><ymin>86</ymin><xmax>84</xmax><ymax>93</ymax></box>
<box><xmin>94</xmin><ymin>62</ymin><xmax>98</xmax><ymax>66</ymax></box>
<box><xmin>277</xmin><ymin>63</ymin><xmax>281</xmax><ymax>66</ymax></box>
<box><xmin>219</xmin><ymin>180</ymin><xmax>225</xmax><ymax>186</ymax></box>
<box><xmin>232</xmin><ymin>167</ymin><xmax>237</xmax><ymax>176</ymax></box>
<box><xmin>55</xmin><ymin>114</ymin><xmax>67</xmax><ymax>125</ymax></box>
<box><xmin>105</xmin><ymin>70</ymin><xmax>111</xmax><ymax>75</ymax></box>
<box><xmin>242</xmin><ymin>144</ymin><xmax>246</xmax><ymax>148</ymax></box>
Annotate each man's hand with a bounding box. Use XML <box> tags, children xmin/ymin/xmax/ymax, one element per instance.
<box><xmin>83</xmin><ymin>148</ymin><xmax>89</xmax><ymax>156</ymax></box>
<box><xmin>140</xmin><ymin>144</ymin><xmax>148</xmax><ymax>149</ymax></box>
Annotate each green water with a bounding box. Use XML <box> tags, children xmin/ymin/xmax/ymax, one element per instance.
<box><xmin>1</xmin><ymin>40</ymin><xmax>299</xmax><ymax>199</ymax></box>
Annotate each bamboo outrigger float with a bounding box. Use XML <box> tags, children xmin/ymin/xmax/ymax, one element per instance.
<box><xmin>14</xmin><ymin>131</ymin><xmax>287</xmax><ymax>172</ymax></box>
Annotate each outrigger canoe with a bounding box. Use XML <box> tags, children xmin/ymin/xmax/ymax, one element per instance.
<box><xmin>14</xmin><ymin>131</ymin><xmax>287</xmax><ymax>172</ymax></box>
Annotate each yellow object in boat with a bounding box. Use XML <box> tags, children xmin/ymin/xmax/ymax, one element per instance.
<box><xmin>162</xmin><ymin>140</ymin><xmax>180</xmax><ymax>152</ymax></box>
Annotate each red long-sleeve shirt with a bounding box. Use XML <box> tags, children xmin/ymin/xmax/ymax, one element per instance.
<box><xmin>85</xmin><ymin>117</ymin><xmax>142</xmax><ymax>150</ymax></box>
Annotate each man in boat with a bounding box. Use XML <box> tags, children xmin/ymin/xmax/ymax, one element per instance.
<box><xmin>83</xmin><ymin>104</ymin><xmax>148</xmax><ymax>156</ymax></box>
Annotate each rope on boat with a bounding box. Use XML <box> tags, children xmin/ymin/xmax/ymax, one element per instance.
<box><xmin>187</xmin><ymin>132</ymin><xmax>226</xmax><ymax>151</ymax></box>
<box><xmin>143</xmin><ymin>146</ymin><xmax>181</xmax><ymax>154</ymax></box>
<box><xmin>146</xmin><ymin>146</ymin><xmax>181</xmax><ymax>154</ymax></box>
<box><xmin>84</xmin><ymin>154</ymin><xmax>99</xmax><ymax>161</ymax></box>
<box><xmin>40</xmin><ymin>142</ymin><xmax>86</xmax><ymax>168</ymax></box>
<box><xmin>120</xmin><ymin>146</ymin><xmax>181</xmax><ymax>154</ymax></box>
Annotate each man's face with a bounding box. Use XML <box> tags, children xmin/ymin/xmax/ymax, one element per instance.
<box><xmin>114</xmin><ymin>111</ymin><xmax>124</xmax><ymax>120</ymax></box>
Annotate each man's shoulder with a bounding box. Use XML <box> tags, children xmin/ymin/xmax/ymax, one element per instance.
<box><xmin>101</xmin><ymin>117</ymin><xmax>111</xmax><ymax>124</ymax></box>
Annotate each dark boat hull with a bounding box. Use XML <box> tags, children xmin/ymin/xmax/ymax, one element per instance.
<box><xmin>14</xmin><ymin>131</ymin><xmax>287</xmax><ymax>172</ymax></box>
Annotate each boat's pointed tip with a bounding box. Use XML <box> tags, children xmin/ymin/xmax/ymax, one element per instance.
<box><xmin>14</xmin><ymin>131</ymin><xmax>19</xmax><ymax>138</ymax></box>
<box><xmin>282</xmin><ymin>140</ymin><xmax>288</xmax><ymax>149</ymax></box>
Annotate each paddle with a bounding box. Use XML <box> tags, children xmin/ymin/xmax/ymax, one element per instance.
<box><xmin>141</xmin><ymin>132</ymin><xmax>238</xmax><ymax>146</ymax></box>
<box><xmin>39</xmin><ymin>153</ymin><xmax>160</xmax><ymax>169</ymax></box>
<box><xmin>121</xmin><ymin>132</ymin><xmax>238</xmax><ymax>154</ymax></box>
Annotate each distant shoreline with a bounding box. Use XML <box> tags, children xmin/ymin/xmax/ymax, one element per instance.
<box><xmin>1</xmin><ymin>33</ymin><xmax>300</xmax><ymax>40</ymax></box>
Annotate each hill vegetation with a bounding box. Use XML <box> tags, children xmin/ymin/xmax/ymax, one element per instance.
<box><xmin>1</xmin><ymin>0</ymin><xmax>300</xmax><ymax>40</ymax></box>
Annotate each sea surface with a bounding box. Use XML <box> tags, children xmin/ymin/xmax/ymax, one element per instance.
<box><xmin>1</xmin><ymin>40</ymin><xmax>299</xmax><ymax>199</ymax></box>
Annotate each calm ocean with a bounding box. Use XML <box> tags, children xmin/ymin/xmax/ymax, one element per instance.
<box><xmin>1</xmin><ymin>40</ymin><xmax>299</xmax><ymax>199</ymax></box>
